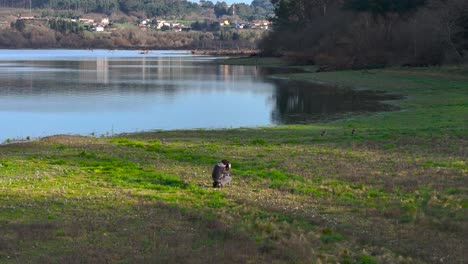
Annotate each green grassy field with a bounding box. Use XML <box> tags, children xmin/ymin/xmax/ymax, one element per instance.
<box><xmin>0</xmin><ymin>64</ymin><xmax>467</xmax><ymax>263</ymax></box>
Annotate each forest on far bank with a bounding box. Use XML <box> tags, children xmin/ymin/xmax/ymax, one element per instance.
<box><xmin>0</xmin><ymin>0</ymin><xmax>273</xmax><ymax>20</ymax></box>
<box><xmin>0</xmin><ymin>19</ymin><xmax>266</xmax><ymax>50</ymax></box>
<box><xmin>260</xmin><ymin>0</ymin><xmax>468</xmax><ymax>69</ymax></box>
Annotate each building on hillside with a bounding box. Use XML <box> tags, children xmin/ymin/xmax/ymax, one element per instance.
<box><xmin>94</xmin><ymin>26</ymin><xmax>104</xmax><ymax>32</ymax></box>
<box><xmin>79</xmin><ymin>18</ymin><xmax>95</xmax><ymax>25</ymax></box>
<box><xmin>18</xmin><ymin>16</ymin><xmax>35</xmax><ymax>20</ymax></box>
<box><xmin>261</xmin><ymin>21</ymin><xmax>270</xmax><ymax>30</ymax></box>
<box><xmin>156</xmin><ymin>20</ymin><xmax>165</xmax><ymax>29</ymax></box>
<box><xmin>138</xmin><ymin>19</ymin><xmax>148</xmax><ymax>27</ymax></box>
<box><xmin>101</xmin><ymin>18</ymin><xmax>109</xmax><ymax>26</ymax></box>
<box><xmin>249</xmin><ymin>20</ymin><xmax>270</xmax><ymax>30</ymax></box>
<box><xmin>235</xmin><ymin>23</ymin><xmax>245</xmax><ymax>29</ymax></box>
<box><xmin>173</xmin><ymin>25</ymin><xmax>183</xmax><ymax>32</ymax></box>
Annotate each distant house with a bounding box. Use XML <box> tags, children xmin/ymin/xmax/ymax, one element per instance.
<box><xmin>261</xmin><ymin>21</ymin><xmax>270</xmax><ymax>30</ymax></box>
<box><xmin>138</xmin><ymin>19</ymin><xmax>154</xmax><ymax>28</ymax></box>
<box><xmin>79</xmin><ymin>18</ymin><xmax>95</xmax><ymax>25</ymax></box>
<box><xmin>138</xmin><ymin>20</ymin><xmax>148</xmax><ymax>27</ymax></box>
<box><xmin>173</xmin><ymin>25</ymin><xmax>183</xmax><ymax>32</ymax></box>
<box><xmin>249</xmin><ymin>20</ymin><xmax>270</xmax><ymax>30</ymax></box>
<box><xmin>155</xmin><ymin>21</ymin><xmax>187</xmax><ymax>31</ymax></box>
<box><xmin>156</xmin><ymin>21</ymin><xmax>165</xmax><ymax>29</ymax></box>
<box><xmin>18</xmin><ymin>16</ymin><xmax>35</xmax><ymax>20</ymax></box>
<box><xmin>101</xmin><ymin>18</ymin><xmax>110</xmax><ymax>26</ymax></box>
<box><xmin>95</xmin><ymin>26</ymin><xmax>104</xmax><ymax>32</ymax></box>
<box><xmin>235</xmin><ymin>23</ymin><xmax>245</xmax><ymax>29</ymax></box>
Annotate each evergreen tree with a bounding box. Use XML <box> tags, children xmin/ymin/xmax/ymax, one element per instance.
<box><xmin>214</xmin><ymin>1</ymin><xmax>228</xmax><ymax>18</ymax></box>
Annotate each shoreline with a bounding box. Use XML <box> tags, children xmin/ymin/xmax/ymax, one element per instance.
<box><xmin>2</xmin><ymin>59</ymin><xmax>464</xmax><ymax>145</ymax></box>
<box><xmin>0</xmin><ymin>47</ymin><xmax>258</xmax><ymax>54</ymax></box>
<box><xmin>190</xmin><ymin>49</ymin><xmax>259</xmax><ymax>56</ymax></box>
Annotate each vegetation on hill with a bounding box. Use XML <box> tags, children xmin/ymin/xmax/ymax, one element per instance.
<box><xmin>0</xmin><ymin>22</ymin><xmax>265</xmax><ymax>50</ymax></box>
<box><xmin>0</xmin><ymin>0</ymin><xmax>273</xmax><ymax>21</ymax></box>
<box><xmin>1</xmin><ymin>64</ymin><xmax>466</xmax><ymax>263</ymax></box>
<box><xmin>0</xmin><ymin>0</ymin><xmax>273</xmax><ymax>49</ymax></box>
<box><xmin>261</xmin><ymin>0</ymin><xmax>468</xmax><ymax>69</ymax></box>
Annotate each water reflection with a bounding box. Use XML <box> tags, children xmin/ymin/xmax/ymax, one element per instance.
<box><xmin>271</xmin><ymin>79</ymin><xmax>400</xmax><ymax>124</ymax></box>
<box><xmin>0</xmin><ymin>50</ymin><xmax>399</xmax><ymax>141</ymax></box>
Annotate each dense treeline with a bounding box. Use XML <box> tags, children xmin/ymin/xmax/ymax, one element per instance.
<box><xmin>0</xmin><ymin>0</ymin><xmax>273</xmax><ymax>21</ymax></box>
<box><xmin>0</xmin><ymin>0</ymin><xmax>198</xmax><ymax>16</ymax></box>
<box><xmin>261</xmin><ymin>0</ymin><xmax>468</xmax><ymax>69</ymax></box>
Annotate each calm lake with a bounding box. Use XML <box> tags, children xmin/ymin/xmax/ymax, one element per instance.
<box><xmin>0</xmin><ymin>49</ymin><xmax>396</xmax><ymax>142</ymax></box>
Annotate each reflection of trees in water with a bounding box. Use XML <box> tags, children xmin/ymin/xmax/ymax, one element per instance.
<box><xmin>270</xmin><ymin>79</ymin><xmax>400</xmax><ymax>124</ymax></box>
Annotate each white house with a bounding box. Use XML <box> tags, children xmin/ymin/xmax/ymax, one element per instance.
<box><xmin>156</xmin><ymin>20</ymin><xmax>166</xmax><ymax>29</ymax></box>
<box><xmin>79</xmin><ymin>18</ymin><xmax>95</xmax><ymax>24</ymax></box>
<box><xmin>101</xmin><ymin>18</ymin><xmax>110</xmax><ymax>26</ymax></box>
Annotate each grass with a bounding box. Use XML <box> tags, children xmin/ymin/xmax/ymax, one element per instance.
<box><xmin>218</xmin><ymin>56</ymin><xmax>318</xmax><ymax>72</ymax></box>
<box><xmin>0</xmin><ymin>64</ymin><xmax>467</xmax><ymax>263</ymax></box>
<box><xmin>175</xmin><ymin>19</ymin><xmax>198</xmax><ymax>26</ymax></box>
<box><xmin>217</xmin><ymin>57</ymin><xmax>286</xmax><ymax>67</ymax></box>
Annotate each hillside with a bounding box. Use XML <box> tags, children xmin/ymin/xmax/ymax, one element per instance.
<box><xmin>0</xmin><ymin>4</ymin><xmax>271</xmax><ymax>49</ymax></box>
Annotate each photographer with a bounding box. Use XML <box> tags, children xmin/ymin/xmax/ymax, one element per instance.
<box><xmin>211</xmin><ymin>159</ymin><xmax>232</xmax><ymax>188</ymax></box>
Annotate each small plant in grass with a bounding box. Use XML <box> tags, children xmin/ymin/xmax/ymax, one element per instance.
<box><xmin>269</xmin><ymin>179</ymin><xmax>287</xmax><ymax>189</ymax></box>
<box><xmin>78</xmin><ymin>150</ymin><xmax>97</xmax><ymax>159</ymax></box>
<box><xmin>111</xmin><ymin>138</ymin><xmax>146</xmax><ymax>148</ymax></box>
<box><xmin>147</xmin><ymin>140</ymin><xmax>162</xmax><ymax>151</ymax></box>
<box><xmin>446</xmin><ymin>188</ymin><xmax>461</xmax><ymax>195</ymax></box>
<box><xmin>385</xmin><ymin>143</ymin><xmax>396</xmax><ymax>149</ymax></box>
<box><xmin>250</xmin><ymin>138</ymin><xmax>267</xmax><ymax>145</ymax></box>
<box><xmin>358</xmin><ymin>255</ymin><xmax>378</xmax><ymax>264</ymax></box>
<box><xmin>320</xmin><ymin>228</ymin><xmax>344</xmax><ymax>243</ymax></box>
<box><xmin>341</xmin><ymin>255</ymin><xmax>354</xmax><ymax>264</ymax></box>
<box><xmin>399</xmin><ymin>214</ymin><xmax>414</xmax><ymax>223</ymax></box>
<box><xmin>55</xmin><ymin>229</ymin><xmax>65</xmax><ymax>236</ymax></box>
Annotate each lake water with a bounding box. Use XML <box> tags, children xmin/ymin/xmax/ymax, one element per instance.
<box><xmin>0</xmin><ymin>49</ymin><xmax>397</xmax><ymax>142</ymax></box>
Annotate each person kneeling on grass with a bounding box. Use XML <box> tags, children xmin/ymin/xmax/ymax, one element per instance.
<box><xmin>212</xmin><ymin>159</ymin><xmax>232</xmax><ymax>188</ymax></box>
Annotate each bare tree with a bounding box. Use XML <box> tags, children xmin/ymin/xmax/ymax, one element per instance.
<box><xmin>429</xmin><ymin>0</ymin><xmax>468</xmax><ymax>63</ymax></box>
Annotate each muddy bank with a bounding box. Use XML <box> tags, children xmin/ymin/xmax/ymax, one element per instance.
<box><xmin>191</xmin><ymin>49</ymin><xmax>259</xmax><ymax>56</ymax></box>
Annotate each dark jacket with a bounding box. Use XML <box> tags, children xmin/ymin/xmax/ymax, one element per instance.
<box><xmin>212</xmin><ymin>162</ymin><xmax>226</xmax><ymax>182</ymax></box>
